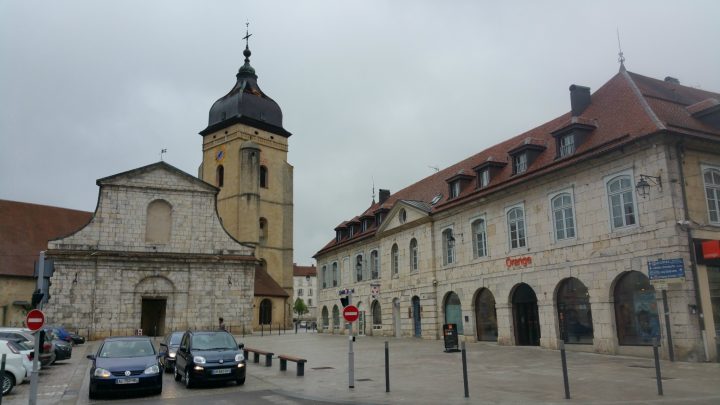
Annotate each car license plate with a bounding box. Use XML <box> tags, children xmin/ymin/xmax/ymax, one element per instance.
<box><xmin>116</xmin><ymin>378</ymin><xmax>139</xmax><ymax>384</ymax></box>
<box><xmin>212</xmin><ymin>368</ymin><xmax>231</xmax><ymax>375</ymax></box>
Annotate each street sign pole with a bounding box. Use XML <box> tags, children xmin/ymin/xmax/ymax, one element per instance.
<box><xmin>29</xmin><ymin>251</ymin><xmax>45</xmax><ymax>405</ymax></box>
<box><xmin>348</xmin><ymin>291</ymin><xmax>354</xmax><ymax>389</ymax></box>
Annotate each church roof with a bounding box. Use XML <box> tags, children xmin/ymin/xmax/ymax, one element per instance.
<box><xmin>254</xmin><ymin>266</ymin><xmax>289</xmax><ymax>297</ymax></box>
<box><xmin>199</xmin><ymin>44</ymin><xmax>291</xmax><ymax>138</ymax></box>
<box><xmin>0</xmin><ymin>200</ymin><xmax>92</xmax><ymax>277</ymax></box>
<box><xmin>315</xmin><ymin>69</ymin><xmax>720</xmax><ymax>257</ymax></box>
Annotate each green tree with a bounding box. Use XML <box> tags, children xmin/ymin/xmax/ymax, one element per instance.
<box><xmin>293</xmin><ymin>298</ymin><xmax>308</xmax><ymax>320</ymax></box>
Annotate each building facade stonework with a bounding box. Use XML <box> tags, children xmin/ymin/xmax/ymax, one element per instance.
<box><xmin>315</xmin><ymin>69</ymin><xmax>720</xmax><ymax>362</ymax></box>
<box><xmin>44</xmin><ymin>162</ymin><xmax>257</xmax><ymax>339</ymax></box>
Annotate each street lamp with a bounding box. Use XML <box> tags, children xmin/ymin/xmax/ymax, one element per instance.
<box><xmin>635</xmin><ymin>174</ymin><xmax>662</xmax><ymax>198</ymax></box>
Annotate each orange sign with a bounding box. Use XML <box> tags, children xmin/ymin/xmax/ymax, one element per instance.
<box><xmin>506</xmin><ymin>256</ymin><xmax>532</xmax><ymax>268</ymax></box>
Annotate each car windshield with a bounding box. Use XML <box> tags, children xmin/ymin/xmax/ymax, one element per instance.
<box><xmin>99</xmin><ymin>340</ymin><xmax>155</xmax><ymax>358</ymax></box>
<box><xmin>191</xmin><ymin>333</ymin><xmax>237</xmax><ymax>350</ymax></box>
<box><xmin>169</xmin><ymin>333</ymin><xmax>183</xmax><ymax>345</ymax></box>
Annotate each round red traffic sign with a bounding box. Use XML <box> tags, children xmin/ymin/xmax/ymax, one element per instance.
<box><xmin>26</xmin><ymin>309</ymin><xmax>45</xmax><ymax>332</ymax></box>
<box><xmin>343</xmin><ymin>305</ymin><xmax>359</xmax><ymax>322</ymax></box>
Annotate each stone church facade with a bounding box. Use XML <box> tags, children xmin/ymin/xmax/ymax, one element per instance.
<box><xmin>44</xmin><ymin>162</ymin><xmax>257</xmax><ymax>339</ymax></box>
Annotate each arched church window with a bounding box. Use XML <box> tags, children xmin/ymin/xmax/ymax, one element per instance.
<box><xmin>260</xmin><ymin>165</ymin><xmax>268</xmax><ymax>188</ymax></box>
<box><xmin>259</xmin><ymin>299</ymin><xmax>272</xmax><ymax>325</ymax></box>
<box><xmin>216</xmin><ymin>165</ymin><xmax>224</xmax><ymax>187</ymax></box>
<box><xmin>145</xmin><ymin>199</ymin><xmax>172</xmax><ymax>244</ymax></box>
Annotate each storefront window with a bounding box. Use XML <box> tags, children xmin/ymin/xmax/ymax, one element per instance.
<box><xmin>444</xmin><ymin>292</ymin><xmax>463</xmax><ymax>334</ymax></box>
<box><xmin>332</xmin><ymin>305</ymin><xmax>340</xmax><ymax>330</ymax></box>
<box><xmin>321</xmin><ymin>306</ymin><xmax>329</xmax><ymax>330</ymax></box>
<box><xmin>614</xmin><ymin>271</ymin><xmax>660</xmax><ymax>345</ymax></box>
<box><xmin>372</xmin><ymin>300</ymin><xmax>382</xmax><ymax>330</ymax></box>
<box><xmin>557</xmin><ymin>278</ymin><xmax>593</xmax><ymax>344</ymax></box>
<box><xmin>708</xmin><ymin>267</ymin><xmax>720</xmax><ymax>339</ymax></box>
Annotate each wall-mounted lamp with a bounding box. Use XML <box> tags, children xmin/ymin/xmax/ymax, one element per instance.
<box><xmin>72</xmin><ymin>273</ymin><xmax>78</xmax><ymax>284</ymax></box>
<box><xmin>635</xmin><ymin>174</ymin><xmax>662</xmax><ymax>198</ymax></box>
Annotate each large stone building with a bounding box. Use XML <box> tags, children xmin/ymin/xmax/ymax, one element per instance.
<box><xmin>293</xmin><ymin>264</ymin><xmax>318</xmax><ymax>322</ymax></box>
<box><xmin>315</xmin><ymin>66</ymin><xmax>720</xmax><ymax>362</ymax></box>
<box><xmin>0</xmin><ymin>200</ymin><xmax>91</xmax><ymax>326</ymax></box>
<box><xmin>44</xmin><ymin>162</ymin><xmax>257</xmax><ymax>339</ymax></box>
<box><xmin>198</xmin><ymin>40</ymin><xmax>293</xmax><ymax>329</ymax></box>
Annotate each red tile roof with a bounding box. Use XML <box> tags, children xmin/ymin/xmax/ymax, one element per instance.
<box><xmin>293</xmin><ymin>264</ymin><xmax>317</xmax><ymax>277</ymax></box>
<box><xmin>0</xmin><ymin>200</ymin><xmax>93</xmax><ymax>277</ymax></box>
<box><xmin>315</xmin><ymin>70</ymin><xmax>720</xmax><ymax>257</ymax></box>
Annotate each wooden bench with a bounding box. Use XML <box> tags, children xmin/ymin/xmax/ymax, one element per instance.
<box><xmin>243</xmin><ymin>347</ymin><xmax>274</xmax><ymax>367</ymax></box>
<box><xmin>278</xmin><ymin>354</ymin><xmax>307</xmax><ymax>376</ymax></box>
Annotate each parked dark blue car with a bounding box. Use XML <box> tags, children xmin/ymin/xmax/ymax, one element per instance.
<box><xmin>86</xmin><ymin>336</ymin><xmax>162</xmax><ymax>399</ymax></box>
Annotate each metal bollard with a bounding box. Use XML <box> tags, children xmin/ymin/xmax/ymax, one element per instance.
<box><xmin>461</xmin><ymin>341</ymin><xmax>469</xmax><ymax>398</ymax></box>
<box><xmin>261</xmin><ymin>323</ymin><xmax>264</xmax><ymax>337</ymax></box>
<box><xmin>559</xmin><ymin>340</ymin><xmax>570</xmax><ymax>399</ymax></box>
<box><xmin>653</xmin><ymin>339</ymin><xmax>663</xmax><ymax>396</ymax></box>
<box><xmin>295</xmin><ymin>322</ymin><xmax>298</xmax><ymax>334</ymax></box>
<box><xmin>385</xmin><ymin>341</ymin><xmax>390</xmax><ymax>393</ymax></box>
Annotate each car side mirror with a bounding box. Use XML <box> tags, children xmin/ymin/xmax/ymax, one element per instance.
<box><xmin>238</xmin><ymin>343</ymin><xmax>244</xmax><ymax>350</ymax></box>
<box><xmin>86</xmin><ymin>354</ymin><xmax>96</xmax><ymax>360</ymax></box>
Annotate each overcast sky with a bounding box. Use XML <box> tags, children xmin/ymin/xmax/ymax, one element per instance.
<box><xmin>2</xmin><ymin>1</ymin><xmax>719</xmax><ymax>265</ymax></box>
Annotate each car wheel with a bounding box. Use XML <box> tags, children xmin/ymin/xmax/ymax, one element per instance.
<box><xmin>236</xmin><ymin>376</ymin><xmax>245</xmax><ymax>386</ymax></box>
<box><xmin>2</xmin><ymin>371</ymin><xmax>16</xmax><ymax>396</ymax></box>
<box><xmin>173</xmin><ymin>365</ymin><xmax>181</xmax><ymax>382</ymax></box>
<box><xmin>184</xmin><ymin>368</ymin><xmax>194</xmax><ymax>389</ymax></box>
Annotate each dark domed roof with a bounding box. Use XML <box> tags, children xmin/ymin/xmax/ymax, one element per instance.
<box><xmin>200</xmin><ymin>45</ymin><xmax>291</xmax><ymax>137</ymax></box>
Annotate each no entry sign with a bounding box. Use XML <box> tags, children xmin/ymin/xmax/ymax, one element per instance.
<box><xmin>26</xmin><ymin>309</ymin><xmax>45</xmax><ymax>332</ymax></box>
<box><xmin>343</xmin><ymin>305</ymin><xmax>359</xmax><ymax>322</ymax></box>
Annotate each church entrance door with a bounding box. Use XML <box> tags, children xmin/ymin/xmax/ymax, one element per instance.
<box><xmin>141</xmin><ymin>298</ymin><xmax>166</xmax><ymax>337</ymax></box>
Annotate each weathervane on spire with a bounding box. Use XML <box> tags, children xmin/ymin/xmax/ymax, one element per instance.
<box><xmin>616</xmin><ymin>27</ymin><xmax>626</xmax><ymax>69</ymax></box>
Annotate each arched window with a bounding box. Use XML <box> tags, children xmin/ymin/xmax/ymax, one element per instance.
<box><xmin>607</xmin><ymin>175</ymin><xmax>636</xmax><ymax>229</ymax></box>
<box><xmin>321</xmin><ymin>265</ymin><xmax>327</xmax><ymax>289</ymax></box>
<box><xmin>471</xmin><ymin>219</ymin><xmax>487</xmax><ymax>258</ymax></box>
<box><xmin>216</xmin><ymin>165</ymin><xmax>224</xmax><ymax>187</ymax></box>
<box><xmin>410</xmin><ymin>238</ymin><xmax>418</xmax><ymax>271</ymax></box>
<box><xmin>556</xmin><ymin>278</ymin><xmax>593</xmax><ymax>344</ymax></box>
<box><xmin>614</xmin><ymin>271</ymin><xmax>659</xmax><ymax>345</ymax></box>
<box><xmin>321</xmin><ymin>306</ymin><xmax>329</xmax><ymax>330</ymax></box>
<box><xmin>474</xmin><ymin>288</ymin><xmax>497</xmax><ymax>341</ymax></box>
<box><xmin>399</xmin><ymin>208</ymin><xmax>407</xmax><ymax>224</ymax></box>
<box><xmin>332</xmin><ymin>262</ymin><xmax>338</xmax><ymax>287</ymax></box>
<box><xmin>370</xmin><ymin>250</ymin><xmax>380</xmax><ymax>279</ymax></box>
<box><xmin>355</xmin><ymin>254</ymin><xmax>363</xmax><ymax>282</ymax></box>
<box><xmin>260</xmin><ymin>165</ymin><xmax>268</xmax><ymax>188</ymax></box>
<box><xmin>444</xmin><ymin>292</ymin><xmax>463</xmax><ymax>334</ymax></box>
<box><xmin>442</xmin><ymin>228</ymin><xmax>455</xmax><ymax>265</ymax></box>
<box><xmin>332</xmin><ymin>305</ymin><xmax>340</xmax><ymax>330</ymax></box>
<box><xmin>259</xmin><ymin>218</ymin><xmax>268</xmax><ymax>244</ymax></box>
<box><xmin>372</xmin><ymin>300</ymin><xmax>382</xmax><ymax>330</ymax></box>
<box><xmin>391</xmin><ymin>244</ymin><xmax>399</xmax><ymax>276</ymax></box>
<box><xmin>259</xmin><ymin>299</ymin><xmax>272</xmax><ymax>325</ymax></box>
<box><xmin>507</xmin><ymin>206</ymin><xmax>526</xmax><ymax>249</ymax></box>
<box><xmin>145</xmin><ymin>199</ymin><xmax>172</xmax><ymax>243</ymax></box>
<box><xmin>552</xmin><ymin>193</ymin><xmax>576</xmax><ymax>240</ymax></box>
<box><xmin>703</xmin><ymin>167</ymin><xmax>720</xmax><ymax>223</ymax></box>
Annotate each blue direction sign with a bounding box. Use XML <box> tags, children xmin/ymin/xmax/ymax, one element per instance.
<box><xmin>647</xmin><ymin>258</ymin><xmax>685</xmax><ymax>280</ymax></box>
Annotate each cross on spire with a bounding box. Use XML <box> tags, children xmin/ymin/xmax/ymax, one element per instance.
<box><xmin>243</xmin><ymin>21</ymin><xmax>252</xmax><ymax>49</ymax></box>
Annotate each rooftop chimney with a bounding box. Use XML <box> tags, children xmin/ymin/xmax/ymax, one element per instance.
<box><xmin>664</xmin><ymin>76</ymin><xmax>680</xmax><ymax>84</ymax></box>
<box><xmin>379</xmin><ymin>189</ymin><xmax>391</xmax><ymax>204</ymax></box>
<box><xmin>569</xmin><ymin>85</ymin><xmax>591</xmax><ymax>116</ymax></box>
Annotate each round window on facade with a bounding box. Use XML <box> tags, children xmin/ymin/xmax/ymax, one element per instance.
<box><xmin>399</xmin><ymin>208</ymin><xmax>407</xmax><ymax>223</ymax></box>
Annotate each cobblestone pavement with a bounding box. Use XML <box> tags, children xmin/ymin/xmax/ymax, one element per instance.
<box><xmin>3</xmin><ymin>331</ymin><xmax>720</xmax><ymax>405</ymax></box>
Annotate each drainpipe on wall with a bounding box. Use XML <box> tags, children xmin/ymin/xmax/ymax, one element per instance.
<box><xmin>675</xmin><ymin>142</ymin><xmax>710</xmax><ymax>361</ymax></box>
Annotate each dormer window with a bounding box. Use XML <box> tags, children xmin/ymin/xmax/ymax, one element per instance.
<box><xmin>445</xmin><ymin>171</ymin><xmax>474</xmax><ymax>200</ymax></box>
<box><xmin>349</xmin><ymin>226</ymin><xmax>355</xmax><ymax>237</ymax></box>
<box><xmin>450</xmin><ymin>181</ymin><xmax>461</xmax><ymax>198</ymax></box>
<box><xmin>513</xmin><ymin>153</ymin><xmax>528</xmax><ymax>174</ymax></box>
<box><xmin>558</xmin><ymin>134</ymin><xmax>575</xmax><ymax>157</ymax></box>
<box><xmin>508</xmin><ymin>139</ymin><xmax>546</xmax><ymax>176</ymax></box>
<box><xmin>473</xmin><ymin>159</ymin><xmax>506</xmax><ymax>189</ymax></box>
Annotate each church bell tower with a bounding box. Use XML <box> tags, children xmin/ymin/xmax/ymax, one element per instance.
<box><xmin>198</xmin><ymin>29</ymin><xmax>294</xmax><ymax>324</ymax></box>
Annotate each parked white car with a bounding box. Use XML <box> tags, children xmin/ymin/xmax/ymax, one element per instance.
<box><xmin>0</xmin><ymin>339</ymin><xmax>27</xmax><ymax>395</ymax></box>
<box><xmin>8</xmin><ymin>339</ymin><xmax>38</xmax><ymax>381</ymax></box>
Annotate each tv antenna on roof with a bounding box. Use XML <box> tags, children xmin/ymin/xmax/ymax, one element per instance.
<box><xmin>616</xmin><ymin>27</ymin><xmax>626</xmax><ymax>69</ymax></box>
<box><xmin>372</xmin><ymin>177</ymin><xmax>376</xmax><ymax>204</ymax></box>
<box><xmin>160</xmin><ymin>148</ymin><xmax>167</xmax><ymax>161</ymax></box>
<box><xmin>429</xmin><ymin>165</ymin><xmax>440</xmax><ymax>173</ymax></box>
